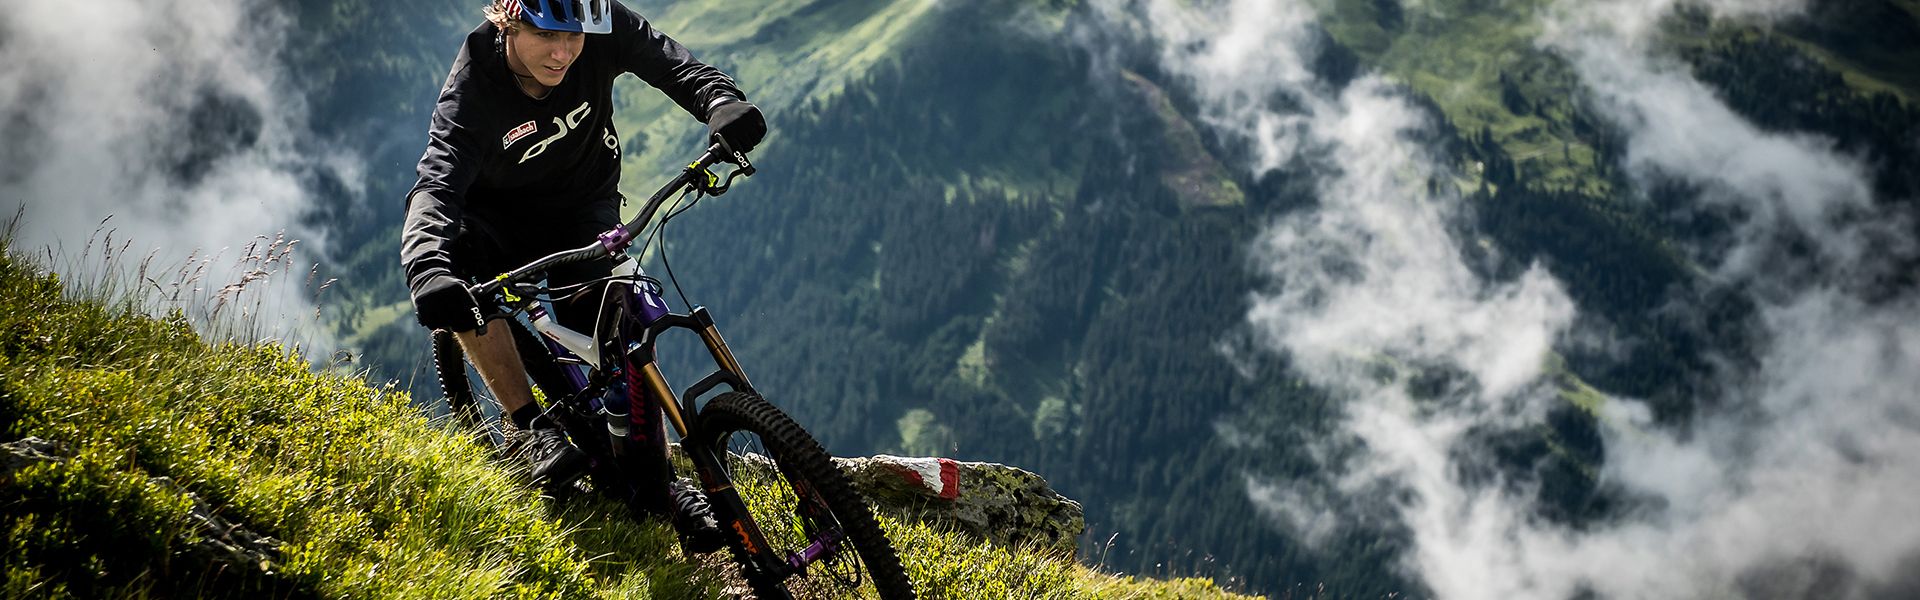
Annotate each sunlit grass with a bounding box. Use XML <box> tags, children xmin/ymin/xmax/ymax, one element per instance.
<box><xmin>885</xmin><ymin>516</ymin><xmax>1254</xmax><ymax>600</ymax></box>
<box><xmin>615</xmin><ymin>0</ymin><xmax>941</xmax><ymax>193</ymax></box>
<box><xmin>0</xmin><ymin>233</ymin><xmax>702</xmax><ymax>597</ymax></box>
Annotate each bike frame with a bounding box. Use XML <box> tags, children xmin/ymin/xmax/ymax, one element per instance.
<box><xmin>470</xmin><ymin>141</ymin><xmax>844</xmax><ymax>584</ymax></box>
<box><xmin>515</xmin><ymin>278</ymin><xmax>805</xmax><ymax>578</ymax></box>
<box><xmin>520</xmin><ymin>284</ymin><xmax>754</xmax><ymax>443</ymax></box>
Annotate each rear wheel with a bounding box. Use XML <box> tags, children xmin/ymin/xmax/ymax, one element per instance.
<box><xmin>430</xmin><ymin>328</ymin><xmax>482</xmax><ymax>429</ymax></box>
<box><xmin>695</xmin><ymin>392</ymin><xmax>916</xmax><ymax>600</ymax></box>
<box><xmin>431</xmin><ymin>320</ymin><xmax>576</xmax><ymax>426</ymax></box>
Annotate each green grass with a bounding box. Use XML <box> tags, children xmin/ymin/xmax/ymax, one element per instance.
<box><xmin>1778</xmin><ymin>0</ymin><xmax>1920</xmax><ymax>103</ymax></box>
<box><xmin>611</xmin><ymin>0</ymin><xmax>1090</xmax><ymax>229</ymax></box>
<box><xmin>885</xmin><ymin>517</ymin><xmax>1250</xmax><ymax>599</ymax></box>
<box><xmin>0</xmin><ymin>251</ymin><xmax>612</xmax><ymax>597</ymax></box>
<box><xmin>1313</xmin><ymin>0</ymin><xmax>1918</xmax><ymax>197</ymax></box>
<box><xmin>1311</xmin><ymin>0</ymin><xmax>1612</xmax><ymax>196</ymax></box>
<box><xmin>0</xmin><ymin>236</ymin><xmax>1254</xmax><ymax>598</ymax></box>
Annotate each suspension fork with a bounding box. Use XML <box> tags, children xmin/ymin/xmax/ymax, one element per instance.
<box><xmin>626</xmin><ymin>311</ymin><xmax>790</xmax><ymax>580</ymax></box>
<box><xmin>692</xmin><ymin>306</ymin><xmax>754</xmax><ymax>393</ymax></box>
<box><xmin>623</xmin><ymin>306</ymin><xmax>757</xmax><ymax>437</ymax></box>
<box><xmin>631</xmin><ymin>358</ymin><xmax>693</xmax><ymax>440</ymax></box>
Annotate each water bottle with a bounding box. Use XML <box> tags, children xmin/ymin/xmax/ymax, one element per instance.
<box><xmin>601</xmin><ymin>379</ymin><xmax>632</xmax><ymax>438</ymax></box>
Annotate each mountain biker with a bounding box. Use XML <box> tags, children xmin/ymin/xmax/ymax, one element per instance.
<box><xmin>400</xmin><ymin>0</ymin><xmax>765</xmax><ymax>551</ymax></box>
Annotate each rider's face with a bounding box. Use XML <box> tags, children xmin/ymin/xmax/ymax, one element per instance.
<box><xmin>505</xmin><ymin>24</ymin><xmax>585</xmax><ymax>91</ymax></box>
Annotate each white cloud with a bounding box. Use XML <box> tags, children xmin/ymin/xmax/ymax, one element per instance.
<box><xmin>1098</xmin><ymin>0</ymin><xmax>1920</xmax><ymax>597</ymax></box>
<box><xmin>1542</xmin><ymin>0</ymin><xmax>1896</xmax><ymax>281</ymax></box>
<box><xmin>0</xmin><ymin>0</ymin><xmax>349</xmax><ymax>349</ymax></box>
<box><xmin>1536</xmin><ymin>2</ymin><xmax>1920</xmax><ymax>595</ymax></box>
<box><xmin>1131</xmin><ymin>0</ymin><xmax>1325</xmax><ymax>176</ymax></box>
<box><xmin>1091</xmin><ymin>0</ymin><xmax>1579</xmax><ymax>588</ymax></box>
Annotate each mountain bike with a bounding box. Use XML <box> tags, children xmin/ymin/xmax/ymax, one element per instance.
<box><xmin>428</xmin><ymin>140</ymin><xmax>916</xmax><ymax>599</ymax></box>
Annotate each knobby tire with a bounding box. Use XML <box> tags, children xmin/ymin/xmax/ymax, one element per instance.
<box><xmin>696</xmin><ymin>392</ymin><xmax>916</xmax><ymax>600</ymax></box>
<box><xmin>431</xmin><ymin>328</ymin><xmax>480</xmax><ymax>428</ymax></box>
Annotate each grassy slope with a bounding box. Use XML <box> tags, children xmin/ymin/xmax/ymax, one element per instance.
<box><xmin>1316</xmin><ymin>0</ymin><xmax>1919</xmax><ymax>195</ymax></box>
<box><xmin>611</xmin><ymin>0</ymin><xmax>1094</xmax><ymax>219</ymax></box>
<box><xmin>1312</xmin><ymin>0</ymin><xmax>1611</xmax><ymax>196</ymax></box>
<box><xmin>0</xmin><ymin>247</ymin><xmax>1251</xmax><ymax>598</ymax></box>
<box><xmin>1777</xmin><ymin>0</ymin><xmax>1920</xmax><ymax>102</ymax></box>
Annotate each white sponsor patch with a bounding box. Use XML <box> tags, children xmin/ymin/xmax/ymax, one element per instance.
<box><xmin>502</xmin><ymin>120</ymin><xmax>537</xmax><ymax>149</ymax></box>
<box><xmin>519</xmin><ymin>102</ymin><xmax>592</xmax><ymax>164</ymax></box>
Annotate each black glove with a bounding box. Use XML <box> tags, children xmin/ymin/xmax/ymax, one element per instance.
<box><xmin>414</xmin><ymin>275</ymin><xmax>488</xmax><ymax>333</ymax></box>
<box><xmin>707</xmin><ymin>100</ymin><xmax>766</xmax><ymax>154</ymax></box>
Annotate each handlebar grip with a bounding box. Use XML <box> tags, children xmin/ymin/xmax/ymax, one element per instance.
<box><xmin>710</xmin><ymin>137</ymin><xmax>755</xmax><ymax>175</ymax></box>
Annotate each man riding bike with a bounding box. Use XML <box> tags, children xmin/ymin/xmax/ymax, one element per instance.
<box><xmin>400</xmin><ymin>0</ymin><xmax>766</xmax><ymax>551</ymax></box>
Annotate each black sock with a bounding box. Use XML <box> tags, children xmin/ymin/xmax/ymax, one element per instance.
<box><xmin>508</xmin><ymin>404</ymin><xmax>542</xmax><ymax>430</ymax></box>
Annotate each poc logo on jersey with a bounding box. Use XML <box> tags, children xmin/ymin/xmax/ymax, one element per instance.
<box><xmin>519</xmin><ymin>102</ymin><xmax>593</xmax><ymax>164</ymax></box>
<box><xmin>502</xmin><ymin>120</ymin><xmax>538</xmax><ymax>149</ymax></box>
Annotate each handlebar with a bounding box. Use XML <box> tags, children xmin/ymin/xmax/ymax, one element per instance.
<box><xmin>469</xmin><ymin>140</ymin><xmax>753</xmax><ymax>300</ymax></box>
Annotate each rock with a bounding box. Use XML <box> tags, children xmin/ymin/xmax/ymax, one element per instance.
<box><xmin>835</xmin><ymin>455</ymin><xmax>1085</xmax><ymax>557</ymax></box>
<box><xmin>151</xmin><ymin>475</ymin><xmax>285</xmax><ymax>576</ymax></box>
<box><xmin>0</xmin><ymin>437</ymin><xmax>63</xmax><ymax>471</ymax></box>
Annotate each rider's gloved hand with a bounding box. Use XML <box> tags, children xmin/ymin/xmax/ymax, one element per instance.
<box><xmin>706</xmin><ymin>99</ymin><xmax>766</xmax><ymax>154</ymax></box>
<box><xmin>414</xmin><ymin>275</ymin><xmax>488</xmax><ymax>333</ymax></box>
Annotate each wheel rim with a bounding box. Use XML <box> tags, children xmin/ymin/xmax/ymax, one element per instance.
<box><xmin>717</xmin><ymin>429</ymin><xmax>879</xmax><ymax>596</ymax></box>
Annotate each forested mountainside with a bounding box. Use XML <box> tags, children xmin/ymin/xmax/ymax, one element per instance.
<box><xmin>298</xmin><ymin>0</ymin><xmax>1920</xmax><ymax>596</ymax></box>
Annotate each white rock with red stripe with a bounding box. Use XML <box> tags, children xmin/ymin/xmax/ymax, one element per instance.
<box><xmin>875</xmin><ymin>456</ymin><xmax>961</xmax><ymax>500</ymax></box>
<box><xmin>836</xmin><ymin>454</ymin><xmax>1085</xmax><ymax>557</ymax></box>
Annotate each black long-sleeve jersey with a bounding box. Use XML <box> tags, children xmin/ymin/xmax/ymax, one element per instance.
<box><xmin>401</xmin><ymin>1</ymin><xmax>744</xmax><ymax>304</ymax></box>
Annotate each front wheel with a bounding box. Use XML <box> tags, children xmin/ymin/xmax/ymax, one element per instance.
<box><xmin>695</xmin><ymin>392</ymin><xmax>916</xmax><ymax>600</ymax></box>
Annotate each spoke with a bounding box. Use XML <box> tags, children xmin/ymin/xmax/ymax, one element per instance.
<box><xmin>721</xmin><ymin>433</ymin><xmax>873</xmax><ymax>593</ymax></box>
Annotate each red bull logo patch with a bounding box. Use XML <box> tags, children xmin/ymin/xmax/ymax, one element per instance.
<box><xmin>502</xmin><ymin>120</ymin><xmax>538</xmax><ymax>149</ymax></box>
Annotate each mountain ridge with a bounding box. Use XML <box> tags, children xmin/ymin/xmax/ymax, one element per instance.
<box><xmin>296</xmin><ymin>0</ymin><xmax>1920</xmax><ymax>596</ymax></box>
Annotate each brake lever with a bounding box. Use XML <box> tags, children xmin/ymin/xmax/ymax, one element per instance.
<box><xmin>509</xmin><ymin>281</ymin><xmax>544</xmax><ymax>302</ymax></box>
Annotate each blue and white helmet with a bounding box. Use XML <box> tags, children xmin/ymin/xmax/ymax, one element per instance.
<box><xmin>507</xmin><ymin>0</ymin><xmax>613</xmax><ymax>34</ymax></box>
